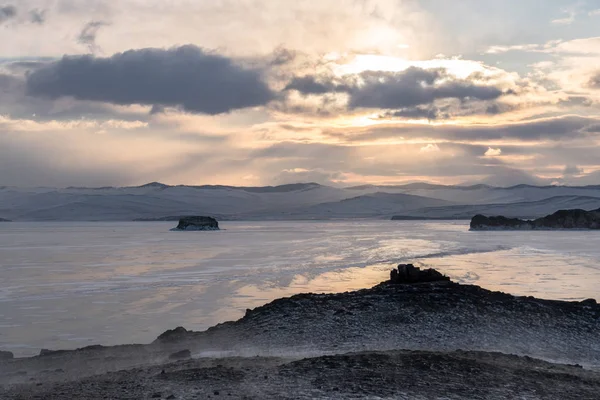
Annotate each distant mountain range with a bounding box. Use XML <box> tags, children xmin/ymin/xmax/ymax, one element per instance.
<box><xmin>2</xmin><ymin>182</ymin><xmax>600</xmax><ymax>221</ymax></box>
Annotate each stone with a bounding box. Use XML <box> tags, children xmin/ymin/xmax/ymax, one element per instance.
<box><xmin>0</xmin><ymin>350</ymin><xmax>14</xmax><ymax>360</ymax></box>
<box><xmin>169</xmin><ymin>349</ymin><xmax>191</xmax><ymax>361</ymax></box>
<box><xmin>39</xmin><ymin>349</ymin><xmax>53</xmax><ymax>356</ymax></box>
<box><xmin>172</xmin><ymin>216</ymin><xmax>219</xmax><ymax>231</ymax></box>
<box><xmin>390</xmin><ymin>264</ymin><xmax>450</xmax><ymax>284</ymax></box>
<box><xmin>156</xmin><ymin>327</ymin><xmax>188</xmax><ymax>342</ymax></box>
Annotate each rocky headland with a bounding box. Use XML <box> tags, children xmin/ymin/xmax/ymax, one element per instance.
<box><xmin>171</xmin><ymin>216</ymin><xmax>219</xmax><ymax>231</ymax></box>
<box><xmin>470</xmin><ymin>208</ymin><xmax>600</xmax><ymax>230</ymax></box>
<box><xmin>1</xmin><ymin>266</ymin><xmax>599</xmax><ymax>399</ymax></box>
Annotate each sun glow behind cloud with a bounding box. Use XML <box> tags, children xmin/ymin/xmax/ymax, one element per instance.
<box><xmin>1</xmin><ymin>0</ymin><xmax>600</xmax><ymax>187</ymax></box>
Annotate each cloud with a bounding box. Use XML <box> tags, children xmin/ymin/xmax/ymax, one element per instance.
<box><xmin>484</xmin><ymin>44</ymin><xmax>542</xmax><ymax>54</ymax></box>
<box><xmin>29</xmin><ymin>9</ymin><xmax>46</xmax><ymax>24</ymax></box>
<box><xmin>78</xmin><ymin>20</ymin><xmax>110</xmax><ymax>52</ymax></box>
<box><xmin>420</xmin><ymin>143</ymin><xmax>440</xmax><ymax>153</ymax></box>
<box><xmin>285</xmin><ymin>75</ymin><xmax>344</xmax><ymax>95</ymax></box>
<box><xmin>0</xmin><ymin>4</ymin><xmax>16</xmax><ymax>24</ymax></box>
<box><xmin>563</xmin><ymin>165</ymin><xmax>583</xmax><ymax>176</ymax></box>
<box><xmin>271</xmin><ymin>168</ymin><xmax>344</xmax><ymax>186</ymax></box>
<box><xmin>484</xmin><ymin>147</ymin><xmax>502</xmax><ymax>157</ymax></box>
<box><xmin>0</xmin><ymin>72</ymin><xmax>150</xmax><ymax>122</ymax></box>
<box><xmin>586</xmin><ymin>124</ymin><xmax>600</xmax><ymax>132</ymax></box>
<box><xmin>25</xmin><ymin>45</ymin><xmax>275</xmax><ymax>115</ymax></box>
<box><xmin>557</xmin><ymin>96</ymin><xmax>594</xmax><ymax>107</ymax></box>
<box><xmin>551</xmin><ymin>9</ymin><xmax>576</xmax><ymax>25</ymax></box>
<box><xmin>287</xmin><ymin>67</ymin><xmax>508</xmax><ymax>112</ymax></box>
<box><xmin>325</xmin><ymin>116</ymin><xmax>597</xmax><ymax>143</ymax></box>
<box><xmin>589</xmin><ymin>9</ymin><xmax>600</xmax><ymax>16</ymax></box>
<box><xmin>382</xmin><ymin>106</ymin><xmax>449</xmax><ymax>120</ymax></box>
<box><xmin>589</xmin><ymin>71</ymin><xmax>600</xmax><ymax>89</ymax></box>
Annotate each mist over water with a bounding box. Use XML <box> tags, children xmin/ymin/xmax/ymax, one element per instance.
<box><xmin>1</xmin><ymin>220</ymin><xmax>600</xmax><ymax>356</ymax></box>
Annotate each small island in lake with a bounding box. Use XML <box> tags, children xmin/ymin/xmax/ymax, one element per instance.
<box><xmin>171</xmin><ymin>216</ymin><xmax>219</xmax><ymax>231</ymax></box>
<box><xmin>470</xmin><ymin>208</ymin><xmax>600</xmax><ymax>230</ymax></box>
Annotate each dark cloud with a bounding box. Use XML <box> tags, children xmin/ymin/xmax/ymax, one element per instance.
<box><xmin>485</xmin><ymin>103</ymin><xmax>517</xmax><ymax>115</ymax></box>
<box><xmin>286</xmin><ymin>67</ymin><xmax>507</xmax><ymax>111</ymax></box>
<box><xmin>350</xmin><ymin>68</ymin><xmax>505</xmax><ymax>109</ymax></box>
<box><xmin>563</xmin><ymin>165</ymin><xmax>583</xmax><ymax>176</ymax></box>
<box><xmin>285</xmin><ymin>75</ymin><xmax>347</xmax><ymax>95</ymax></box>
<box><xmin>0</xmin><ymin>4</ymin><xmax>16</xmax><ymax>24</ymax></box>
<box><xmin>269</xmin><ymin>47</ymin><xmax>297</xmax><ymax>66</ymax></box>
<box><xmin>558</xmin><ymin>96</ymin><xmax>594</xmax><ymax>107</ymax></box>
<box><xmin>0</xmin><ymin>72</ymin><xmax>149</xmax><ymax>122</ymax></box>
<box><xmin>586</xmin><ymin>124</ymin><xmax>600</xmax><ymax>133</ymax></box>
<box><xmin>29</xmin><ymin>9</ymin><xmax>46</xmax><ymax>24</ymax></box>
<box><xmin>589</xmin><ymin>72</ymin><xmax>600</xmax><ymax>89</ymax></box>
<box><xmin>4</xmin><ymin>60</ymin><xmax>49</xmax><ymax>73</ymax></box>
<box><xmin>78</xmin><ymin>21</ymin><xmax>110</xmax><ymax>53</ymax></box>
<box><xmin>325</xmin><ymin>116</ymin><xmax>597</xmax><ymax>143</ymax></box>
<box><xmin>380</xmin><ymin>106</ymin><xmax>449</xmax><ymax>120</ymax></box>
<box><xmin>26</xmin><ymin>45</ymin><xmax>276</xmax><ymax>115</ymax></box>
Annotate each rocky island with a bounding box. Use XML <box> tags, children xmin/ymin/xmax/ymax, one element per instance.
<box><xmin>171</xmin><ymin>216</ymin><xmax>219</xmax><ymax>231</ymax></box>
<box><xmin>1</xmin><ymin>266</ymin><xmax>599</xmax><ymax>399</ymax></box>
<box><xmin>470</xmin><ymin>208</ymin><xmax>600</xmax><ymax>230</ymax></box>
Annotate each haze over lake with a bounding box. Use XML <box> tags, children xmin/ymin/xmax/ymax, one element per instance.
<box><xmin>1</xmin><ymin>220</ymin><xmax>599</xmax><ymax>357</ymax></box>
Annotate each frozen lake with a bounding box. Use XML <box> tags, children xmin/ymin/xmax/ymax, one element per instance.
<box><xmin>1</xmin><ymin>220</ymin><xmax>600</xmax><ymax>357</ymax></box>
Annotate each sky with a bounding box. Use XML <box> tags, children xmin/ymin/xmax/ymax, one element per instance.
<box><xmin>1</xmin><ymin>0</ymin><xmax>600</xmax><ymax>188</ymax></box>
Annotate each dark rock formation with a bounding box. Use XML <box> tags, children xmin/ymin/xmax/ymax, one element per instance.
<box><xmin>389</xmin><ymin>264</ymin><xmax>450</xmax><ymax>284</ymax></box>
<box><xmin>471</xmin><ymin>208</ymin><xmax>600</xmax><ymax>230</ymax></box>
<box><xmin>156</xmin><ymin>327</ymin><xmax>189</xmax><ymax>342</ymax></box>
<box><xmin>0</xmin><ymin>218</ymin><xmax>10</xmax><ymax>222</ymax></box>
<box><xmin>0</xmin><ymin>350</ymin><xmax>13</xmax><ymax>360</ymax></box>
<box><xmin>39</xmin><ymin>349</ymin><xmax>53</xmax><ymax>356</ymax></box>
<box><xmin>172</xmin><ymin>216</ymin><xmax>219</xmax><ymax>231</ymax></box>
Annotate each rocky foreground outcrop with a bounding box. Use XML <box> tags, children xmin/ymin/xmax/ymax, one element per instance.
<box><xmin>390</xmin><ymin>264</ymin><xmax>450</xmax><ymax>284</ymax></box>
<box><xmin>171</xmin><ymin>216</ymin><xmax>219</xmax><ymax>231</ymax></box>
<box><xmin>1</xmin><ymin>267</ymin><xmax>599</xmax><ymax>399</ymax></box>
<box><xmin>471</xmin><ymin>208</ymin><xmax>600</xmax><ymax>230</ymax></box>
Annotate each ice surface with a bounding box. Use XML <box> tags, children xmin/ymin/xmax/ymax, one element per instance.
<box><xmin>1</xmin><ymin>220</ymin><xmax>600</xmax><ymax>356</ymax></box>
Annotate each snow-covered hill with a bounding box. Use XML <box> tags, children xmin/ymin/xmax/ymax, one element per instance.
<box><xmin>2</xmin><ymin>182</ymin><xmax>600</xmax><ymax>221</ymax></box>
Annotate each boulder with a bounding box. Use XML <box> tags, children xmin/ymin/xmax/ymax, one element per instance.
<box><xmin>156</xmin><ymin>326</ymin><xmax>189</xmax><ymax>342</ymax></box>
<box><xmin>390</xmin><ymin>264</ymin><xmax>450</xmax><ymax>284</ymax></box>
<box><xmin>0</xmin><ymin>350</ymin><xmax>14</xmax><ymax>360</ymax></box>
<box><xmin>172</xmin><ymin>216</ymin><xmax>219</xmax><ymax>231</ymax></box>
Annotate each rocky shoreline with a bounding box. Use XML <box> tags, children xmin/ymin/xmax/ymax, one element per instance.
<box><xmin>470</xmin><ymin>208</ymin><xmax>600</xmax><ymax>230</ymax></box>
<box><xmin>1</xmin><ymin>267</ymin><xmax>599</xmax><ymax>399</ymax></box>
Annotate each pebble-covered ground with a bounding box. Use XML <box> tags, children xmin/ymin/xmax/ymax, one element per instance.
<box><xmin>3</xmin><ymin>350</ymin><xmax>600</xmax><ymax>399</ymax></box>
